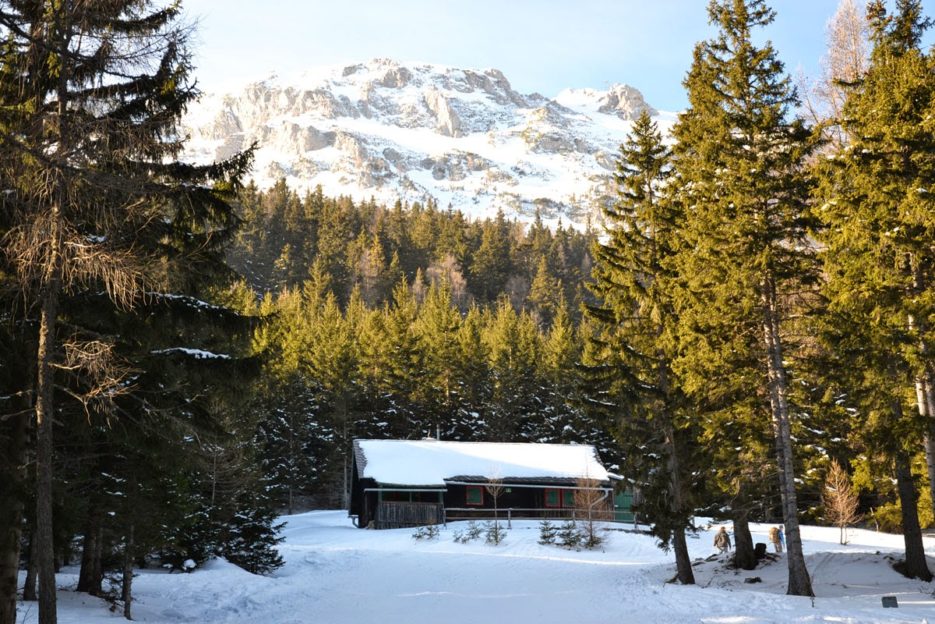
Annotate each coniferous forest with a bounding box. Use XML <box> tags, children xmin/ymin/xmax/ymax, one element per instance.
<box><xmin>1</xmin><ymin>0</ymin><xmax>935</xmax><ymax>623</ymax></box>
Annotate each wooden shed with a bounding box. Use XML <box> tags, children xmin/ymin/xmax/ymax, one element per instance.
<box><xmin>349</xmin><ymin>439</ymin><xmax>614</xmax><ymax>529</ymax></box>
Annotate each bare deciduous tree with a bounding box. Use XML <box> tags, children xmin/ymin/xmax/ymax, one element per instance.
<box><xmin>574</xmin><ymin>477</ymin><xmax>610</xmax><ymax>548</ymax></box>
<box><xmin>822</xmin><ymin>461</ymin><xmax>861</xmax><ymax>545</ymax></box>
<box><xmin>484</xmin><ymin>474</ymin><xmax>506</xmax><ymax>544</ymax></box>
<box><xmin>800</xmin><ymin>0</ymin><xmax>870</xmax><ymax>145</ymax></box>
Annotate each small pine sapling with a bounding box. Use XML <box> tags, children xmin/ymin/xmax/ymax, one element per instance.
<box><xmin>484</xmin><ymin>520</ymin><xmax>507</xmax><ymax>545</ymax></box>
<box><xmin>466</xmin><ymin>520</ymin><xmax>483</xmax><ymax>541</ymax></box>
<box><xmin>412</xmin><ymin>525</ymin><xmax>440</xmax><ymax>540</ymax></box>
<box><xmin>558</xmin><ymin>519</ymin><xmax>582</xmax><ymax>549</ymax></box>
<box><xmin>538</xmin><ymin>519</ymin><xmax>557</xmax><ymax>545</ymax></box>
<box><xmin>453</xmin><ymin>521</ymin><xmax>483</xmax><ymax>543</ymax></box>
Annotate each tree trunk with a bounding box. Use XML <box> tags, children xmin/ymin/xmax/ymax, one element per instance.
<box><xmin>0</xmin><ymin>410</ymin><xmax>27</xmax><ymax>624</ymax></box>
<box><xmin>672</xmin><ymin>528</ymin><xmax>694</xmax><ymax>584</ymax></box>
<box><xmin>894</xmin><ymin>451</ymin><xmax>933</xmax><ymax>581</ymax></box>
<box><xmin>664</xmin><ymin>420</ymin><xmax>694</xmax><ymax>584</ymax></box>
<box><xmin>121</xmin><ymin>523</ymin><xmax>134</xmax><ymax>621</ymax></box>
<box><xmin>36</xmin><ymin>270</ymin><xmax>62</xmax><ymax>624</ymax></box>
<box><xmin>908</xmin><ymin>262</ymin><xmax>935</xmax><ymax>519</ymax></box>
<box><xmin>23</xmin><ymin>532</ymin><xmax>37</xmax><ymax>602</ymax></box>
<box><xmin>287</xmin><ymin>417</ymin><xmax>295</xmax><ymax>516</ymax></box>
<box><xmin>340</xmin><ymin>395</ymin><xmax>349</xmax><ymax>509</ymax></box>
<box><xmin>761</xmin><ymin>279</ymin><xmax>813</xmax><ymax>596</ymax></box>
<box><xmin>76</xmin><ymin>505</ymin><xmax>104</xmax><ymax>596</ymax></box>
<box><xmin>732</xmin><ymin>512</ymin><xmax>757</xmax><ymax>570</ymax></box>
<box><xmin>921</xmin><ymin>375</ymin><xmax>935</xmax><ymax>519</ymax></box>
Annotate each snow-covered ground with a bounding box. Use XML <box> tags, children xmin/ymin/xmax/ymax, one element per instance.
<box><xmin>17</xmin><ymin>511</ymin><xmax>935</xmax><ymax>623</ymax></box>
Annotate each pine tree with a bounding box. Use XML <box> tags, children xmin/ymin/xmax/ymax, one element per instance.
<box><xmin>814</xmin><ymin>0</ymin><xmax>935</xmax><ymax>581</ymax></box>
<box><xmin>586</xmin><ymin>111</ymin><xmax>697</xmax><ymax>584</ymax></box>
<box><xmin>470</xmin><ymin>215</ymin><xmax>512</xmax><ymax>303</ymax></box>
<box><xmin>670</xmin><ymin>0</ymin><xmax>817</xmax><ymax>595</ymax></box>
<box><xmin>302</xmin><ymin>289</ymin><xmax>359</xmax><ymax>506</ymax></box>
<box><xmin>483</xmin><ymin>299</ymin><xmax>540</xmax><ymax>441</ymax></box>
<box><xmin>414</xmin><ymin>280</ymin><xmax>463</xmax><ymax>437</ymax></box>
<box><xmin>453</xmin><ymin>307</ymin><xmax>491</xmax><ymax>439</ymax></box>
<box><xmin>0</xmin><ymin>3</ymin><xmax>252</xmax><ymax>621</ymax></box>
<box><xmin>528</xmin><ymin>257</ymin><xmax>563</xmax><ymax>330</ymax></box>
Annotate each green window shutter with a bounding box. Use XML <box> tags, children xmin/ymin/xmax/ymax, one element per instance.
<box><xmin>545</xmin><ymin>489</ymin><xmax>560</xmax><ymax>507</ymax></box>
<box><xmin>562</xmin><ymin>490</ymin><xmax>575</xmax><ymax>508</ymax></box>
<box><xmin>466</xmin><ymin>486</ymin><xmax>483</xmax><ymax>505</ymax></box>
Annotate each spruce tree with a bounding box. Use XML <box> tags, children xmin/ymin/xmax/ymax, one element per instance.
<box><xmin>483</xmin><ymin>299</ymin><xmax>540</xmax><ymax>440</ymax></box>
<box><xmin>528</xmin><ymin>257</ymin><xmax>563</xmax><ymax>330</ymax></box>
<box><xmin>814</xmin><ymin>0</ymin><xmax>935</xmax><ymax>580</ymax></box>
<box><xmin>470</xmin><ymin>215</ymin><xmax>512</xmax><ymax>303</ymax></box>
<box><xmin>301</xmin><ymin>288</ymin><xmax>359</xmax><ymax>505</ymax></box>
<box><xmin>414</xmin><ymin>281</ymin><xmax>463</xmax><ymax>437</ymax></box>
<box><xmin>0</xmin><ymin>3</ymin><xmax>252</xmax><ymax>621</ymax></box>
<box><xmin>586</xmin><ymin>111</ymin><xmax>697</xmax><ymax>584</ymax></box>
<box><xmin>670</xmin><ymin>0</ymin><xmax>817</xmax><ymax>595</ymax></box>
<box><xmin>453</xmin><ymin>307</ymin><xmax>491</xmax><ymax>440</ymax></box>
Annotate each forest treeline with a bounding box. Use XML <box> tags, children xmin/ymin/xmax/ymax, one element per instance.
<box><xmin>230</xmin><ymin>180</ymin><xmax>595</xmax><ymax>317</ymax></box>
<box><xmin>2</xmin><ymin>0</ymin><xmax>935</xmax><ymax>623</ymax></box>
<box><xmin>226</xmin><ymin>188</ymin><xmax>616</xmax><ymax>507</ymax></box>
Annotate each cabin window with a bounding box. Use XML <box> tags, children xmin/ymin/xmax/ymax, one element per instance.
<box><xmin>563</xmin><ymin>489</ymin><xmax>575</xmax><ymax>508</ymax></box>
<box><xmin>545</xmin><ymin>488</ymin><xmax>575</xmax><ymax>508</ymax></box>
<box><xmin>465</xmin><ymin>485</ymin><xmax>484</xmax><ymax>506</ymax></box>
<box><xmin>544</xmin><ymin>488</ymin><xmax>561</xmax><ymax>508</ymax></box>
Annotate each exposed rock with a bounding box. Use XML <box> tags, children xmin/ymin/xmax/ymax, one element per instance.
<box><xmin>598</xmin><ymin>84</ymin><xmax>657</xmax><ymax>119</ymax></box>
<box><xmin>423</xmin><ymin>88</ymin><xmax>461</xmax><ymax>137</ymax></box>
<box><xmin>380</xmin><ymin>66</ymin><xmax>412</xmax><ymax>89</ymax></box>
<box><xmin>181</xmin><ymin>59</ymin><xmax>667</xmax><ymax>229</ymax></box>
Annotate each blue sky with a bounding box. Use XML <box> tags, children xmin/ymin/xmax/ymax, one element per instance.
<box><xmin>180</xmin><ymin>1</ymin><xmax>925</xmax><ymax>111</ymax></box>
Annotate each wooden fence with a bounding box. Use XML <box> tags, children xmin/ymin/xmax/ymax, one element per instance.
<box><xmin>375</xmin><ymin>501</ymin><xmax>445</xmax><ymax>529</ymax></box>
<box><xmin>445</xmin><ymin>506</ymin><xmax>615</xmax><ymax>525</ymax></box>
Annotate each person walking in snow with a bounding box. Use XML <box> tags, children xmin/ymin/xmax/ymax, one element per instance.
<box><xmin>768</xmin><ymin>526</ymin><xmax>784</xmax><ymax>553</ymax></box>
<box><xmin>713</xmin><ymin>526</ymin><xmax>731</xmax><ymax>554</ymax></box>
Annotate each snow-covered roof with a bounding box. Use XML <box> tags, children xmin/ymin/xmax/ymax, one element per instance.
<box><xmin>353</xmin><ymin>439</ymin><xmax>610</xmax><ymax>486</ymax></box>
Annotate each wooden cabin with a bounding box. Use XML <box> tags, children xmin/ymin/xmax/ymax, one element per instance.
<box><xmin>349</xmin><ymin>439</ymin><xmax>615</xmax><ymax>529</ymax></box>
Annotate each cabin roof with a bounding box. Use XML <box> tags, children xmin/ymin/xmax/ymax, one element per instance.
<box><xmin>353</xmin><ymin>439</ymin><xmax>610</xmax><ymax>487</ymax></box>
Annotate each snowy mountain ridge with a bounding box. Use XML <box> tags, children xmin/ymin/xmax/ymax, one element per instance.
<box><xmin>181</xmin><ymin>58</ymin><xmax>675</xmax><ymax>227</ymax></box>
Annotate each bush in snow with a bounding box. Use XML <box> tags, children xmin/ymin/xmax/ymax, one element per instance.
<box><xmin>484</xmin><ymin>520</ymin><xmax>506</xmax><ymax>545</ymax></box>
<box><xmin>538</xmin><ymin>519</ymin><xmax>557</xmax><ymax>545</ymax></box>
<box><xmin>558</xmin><ymin>520</ymin><xmax>582</xmax><ymax>549</ymax></box>
<box><xmin>217</xmin><ymin>488</ymin><xmax>286</xmax><ymax>575</ymax></box>
<box><xmin>577</xmin><ymin>515</ymin><xmax>604</xmax><ymax>549</ymax></box>
<box><xmin>453</xmin><ymin>520</ymin><xmax>483</xmax><ymax>543</ymax></box>
<box><xmin>412</xmin><ymin>525</ymin><xmax>440</xmax><ymax>540</ymax></box>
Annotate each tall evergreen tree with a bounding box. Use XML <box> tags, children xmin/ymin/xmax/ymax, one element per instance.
<box><xmin>670</xmin><ymin>0</ymin><xmax>817</xmax><ymax>595</ymax></box>
<box><xmin>414</xmin><ymin>280</ymin><xmax>463</xmax><ymax>437</ymax></box>
<box><xmin>586</xmin><ymin>111</ymin><xmax>697</xmax><ymax>584</ymax></box>
<box><xmin>0</xmin><ymin>3</ymin><xmax>252</xmax><ymax>621</ymax></box>
<box><xmin>814</xmin><ymin>0</ymin><xmax>935</xmax><ymax>580</ymax></box>
<box><xmin>470</xmin><ymin>214</ymin><xmax>512</xmax><ymax>303</ymax></box>
<box><xmin>483</xmin><ymin>299</ymin><xmax>540</xmax><ymax>440</ymax></box>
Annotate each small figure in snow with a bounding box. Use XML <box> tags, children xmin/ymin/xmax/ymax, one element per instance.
<box><xmin>768</xmin><ymin>525</ymin><xmax>784</xmax><ymax>553</ymax></box>
<box><xmin>714</xmin><ymin>526</ymin><xmax>732</xmax><ymax>554</ymax></box>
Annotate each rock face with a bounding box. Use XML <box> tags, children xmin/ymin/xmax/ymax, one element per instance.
<box><xmin>181</xmin><ymin>58</ymin><xmax>672</xmax><ymax>227</ymax></box>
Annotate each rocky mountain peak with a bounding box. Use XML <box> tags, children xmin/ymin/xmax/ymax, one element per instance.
<box><xmin>181</xmin><ymin>59</ymin><xmax>673</xmax><ymax>228</ymax></box>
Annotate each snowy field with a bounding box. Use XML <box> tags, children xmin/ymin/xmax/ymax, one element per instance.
<box><xmin>16</xmin><ymin>511</ymin><xmax>935</xmax><ymax>624</ymax></box>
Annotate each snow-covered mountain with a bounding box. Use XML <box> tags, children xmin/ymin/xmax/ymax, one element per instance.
<box><xmin>182</xmin><ymin>58</ymin><xmax>675</xmax><ymax>227</ymax></box>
